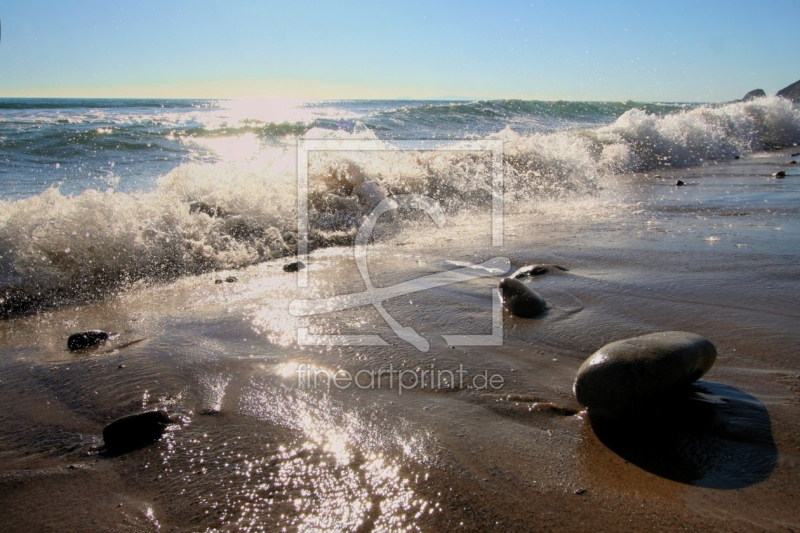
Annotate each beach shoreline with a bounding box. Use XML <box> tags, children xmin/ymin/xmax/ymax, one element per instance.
<box><xmin>1</xmin><ymin>148</ymin><xmax>798</xmax><ymax>531</ymax></box>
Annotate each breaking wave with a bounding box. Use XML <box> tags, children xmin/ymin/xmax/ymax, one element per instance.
<box><xmin>1</xmin><ymin>96</ymin><xmax>798</xmax><ymax>315</ymax></box>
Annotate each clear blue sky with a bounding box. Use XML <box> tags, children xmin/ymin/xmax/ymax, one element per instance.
<box><xmin>1</xmin><ymin>0</ymin><xmax>798</xmax><ymax>101</ymax></box>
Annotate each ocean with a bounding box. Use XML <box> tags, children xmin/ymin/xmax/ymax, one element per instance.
<box><xmin>1</xmin><ymin>97</ymin><xmax>798</xmax><ymax>315</ymax></box>
<box><xmin>0</xmin><ymin>98</ymin><xmax>695</xmax><ymax>200</ymax></box>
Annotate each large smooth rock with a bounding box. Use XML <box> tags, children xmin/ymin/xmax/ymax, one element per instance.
<box><xmin>499</xmin><ymin>277</ymin><xmax>546</xmax><ymax>317</ymax></box>
<box><xmin>67</xmin><ymin>330</ymin><xmax>109</xmax><ymax>351</ymax></box>
<box><xmin>573</xmin><ymin>331</ymin><xmax>717</xmax><ymax>419</ymax></box>
<box><xmin>103</xmin><ymin>410</ymin><xmax>172</xmax><ymax>454</ymax></box>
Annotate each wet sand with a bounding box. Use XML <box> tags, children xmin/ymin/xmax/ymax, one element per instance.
<box><xmin>1</xmin><ymin>149</ymin><xmax>799</xmax><ymax>532</ymax></box>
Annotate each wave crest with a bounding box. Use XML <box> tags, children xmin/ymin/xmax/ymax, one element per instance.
<box><xmin>1</xmin><ymin>97</ymin><xmax>798</xmax><ymax>315</ymax></box>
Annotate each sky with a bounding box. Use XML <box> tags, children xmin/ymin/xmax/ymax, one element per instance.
<box><xmin>1</xmin><ymin>0</ymin><xmax>798</xmax><ymax>102</ymax></box>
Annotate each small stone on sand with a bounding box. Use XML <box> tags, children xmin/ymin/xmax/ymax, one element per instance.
<box><xmin>499</xmin><ymin>278</ymin><xmax>547</xmax><ymax>318</ymax></box>
<box><xmin>103</xmin><ymin>410</ymin><xmax>172</xmax><ymax>454</ymax></box>
<box><xmin>283</xmin><ymin>261</ymin><xmax>305</xmax><ymax>272</ymax></box>
<box><xmin>67</xmin><ymin>331</ymin><xmax>109</xmax><ymax>351</ymax></box>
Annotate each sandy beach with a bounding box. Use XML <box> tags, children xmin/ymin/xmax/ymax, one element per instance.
<box><xmin>1</xmin><ymin>147</ymin><xmax>798</xmax><ymax>532</ymax></box>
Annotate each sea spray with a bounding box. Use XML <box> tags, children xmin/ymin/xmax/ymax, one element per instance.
<box><xmin>1</xmin><ymin>96</ymin><xmax>799</xmax><ymax>315</ymax></box>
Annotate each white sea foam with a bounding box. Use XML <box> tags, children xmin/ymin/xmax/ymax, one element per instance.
<box><xmin>1</xmin><ymin>97</ymin><xmax>798</xmax><ymax>313</ymax></box>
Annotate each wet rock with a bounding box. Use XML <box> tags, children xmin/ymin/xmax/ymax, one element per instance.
<box><xmin>511</xmin><ymin>264</ymin><xmax>569</xmax><ymax>279</ymax></box>
<box><xmin>499</xmin><ymin>277</ymin><xmax>546</xmax><ymax>318</ymax></box>
<box><xmin>225</xmin><ymin>276</ymin><xmax>238</xmax><ymax>283</ymax></box>
<box><xmin>676</xmin><ymin>180</ymin><xmax>685</xmax><ymax>186</ymax></box>
<box><xmin>189</xmin><ymin>201</ymin><xmax>226</xmax><ymax>218</ymax></box>
<box><xmin>283</xmin><ymin>261</ymin><xmax>305</xmax><ymax>273</ymax></box>
<box><xmin>67</xmin><ymin>330</ymin><xmax>109</xmax><ymax>351</ymax></box>
<box><xmin>789</xmin><ymin>160</ymin><xmax>797</xmax><ymax>165</ymax></box>
<box><xmin>774</xmin><ymin>171</ymin><xmax>786</xmax><ymax>178</ymax></box>
<box><xmin>573</xmin><ymin>331</ymin><xmax>717</xmax><ymax>419</ymax></box>
<box><xmin>734</xmin><ymin>155</ymin><xmax>740</xmax><ymax>159</ymax></box>
<box><xmin>103</xmin><ymin>410</ymin><xmax>172</xmax><ymax>454</ymax></box>
<box><xmin>791</xmin><ymin>152</ymin><xmax>800</xmax><ymax>157</ymax></box>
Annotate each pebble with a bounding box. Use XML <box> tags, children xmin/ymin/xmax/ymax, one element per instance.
<box><xmin>499</xmin><ymin>277</ymin><xmax>547</xmax><ymax>318</ymax></box>
<box><xmin>67</xmin><ymin>330</ymin><xmax>109</xmax><ymax>351</ymax></box>
<box><xmin>103</xmin><ymin>410</ymin><xmax>172</xmax><ymax>454</ymax></box>
<box><xmin>511</xmin><ymin>264</ymin><xmax>568</xmax><ymax>279</ymax></box>
<box><xmin>283</xmin><ymin>261</ymin><xmax>305</xmax><ymax>273</ymax></box>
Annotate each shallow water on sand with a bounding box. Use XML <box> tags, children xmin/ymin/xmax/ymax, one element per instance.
<box><xmin>1</xmin><ymin>150</ymin><xmax>799</xmax><ymax>531</ymax></box>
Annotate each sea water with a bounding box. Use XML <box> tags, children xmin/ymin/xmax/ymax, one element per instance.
<box><xmin>1</xmin><ymin>97</ymin><xmax>798</xmax><ymax>313</ymax></box>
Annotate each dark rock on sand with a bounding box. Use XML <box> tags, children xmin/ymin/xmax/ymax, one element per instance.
<box><xmin>739</xmin><ymin>89</ymin><xmax>766</xmax><ymax>102</ymax></box>
<box><xmin>225</xmin><ymin>276</ymin><xmax>238</xmax><ymax>283</ymax></box>
<box><xmin>774</xmin><ymin>171</ymin><xmax>786</xmax><ymax>178</ymax></box>
<box><xmin>511</xmin><ymin>264</ymin><xmax>569</xmax><ymax>279</ymax></box>
<box><xmin>676</xmin><ymin>180</ymin><xmax>685</xmax><ymax>186</ymax></box>
<box><xmin>283</xmin><ymin>261</ymin><xmax>305</xmax><ymax>273</ymax></box>
<box><xmin>573</xmin><ymin>331</ymin><xmax>717</xmax><ymax>419</ymax></box>
<box><xmin>499</xmin><ymin>277</ymin><xmax>546</xmax><ymax>318</ymax></box>
<box><xmin>776</xmin><ymin>78</ymin><xmax>800</xmax><ymax>103</ymax></box>
<box><xmin>67</xmin><ymin>330</ymin><xmax>109</xmax><ymax>351</ymax></box>
<box><xmin>734</xmin><ymin>155</ymin><xmax>740</xmax><ymax>159</ymax></box>
<box><xmin>214</xmin><ymin>279</ymin><xmax>223</xmax><ymax>284</ymax></box>
<box><xmin>103</xmin><ymin>410</ymin><xmax>172</xmax><ymax>454</ymax></box>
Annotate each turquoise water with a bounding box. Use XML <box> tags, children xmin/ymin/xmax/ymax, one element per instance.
<box><xmin>0</xmin><ymin>97</ymin><xmax>798</xmax><ymax>314</ymax></box>
<box><xmin>0</xmin><ymin>98</ymin><xmax>692</xmax><ymax>199</ymax></box>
